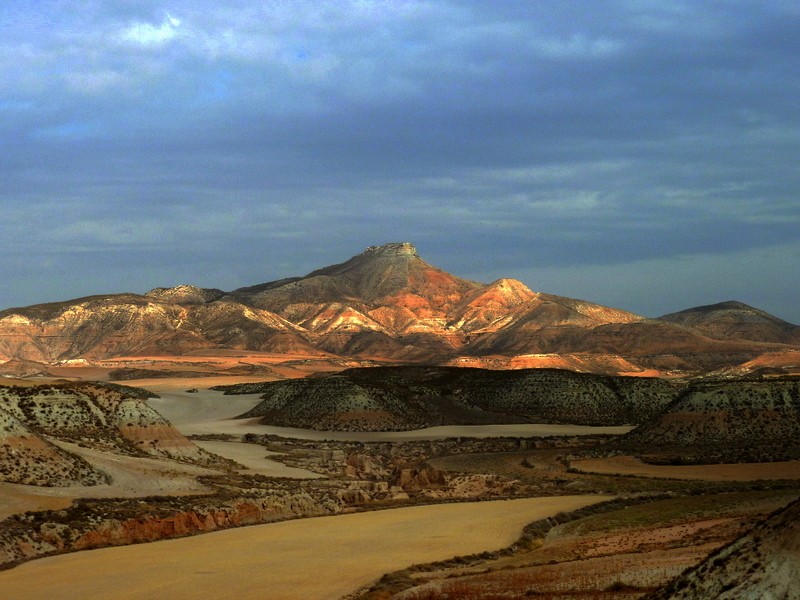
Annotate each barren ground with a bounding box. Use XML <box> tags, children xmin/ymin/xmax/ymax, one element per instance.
<box><xmin>191</xmin><ymin>440</ymin><xmax>322</xmax><ymax>479</ymax></box>
<box><xmin>0</xmin><ymin>439</ymin><xmax>218</xmax><ymax>520</ymax></box>
<box><xmin>363</xmin><ymin>491</ymin><xmax>800</xmax><ymax>599</ymax></box>
<box><xmin>0</xmin><ymin>495</ymin><xmax>607</xmax><ymax>600</ymax></box>
<box><xmin>572</xmin><ymin>455</ymin><xmax>800</xmax><ymax>481</ymax></box>
<box><xmin>148</xmin><ymin>387</ymin><xmax>634</xmax><ymax>440</ymax></box>
<box><xmin>4</xmin><ymin>360</ymin><xmax>800</xmax><ymax>599</ymax></box>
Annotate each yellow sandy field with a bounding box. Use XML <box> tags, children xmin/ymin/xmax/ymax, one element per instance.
<box><xmin>0</xmin><ymin>495</ymin><xmax>608</xmax><ymax>600</ymax></box>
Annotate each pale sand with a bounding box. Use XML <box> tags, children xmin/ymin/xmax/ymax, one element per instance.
<box><xmin>572</xmin><ymin>455</ymin><xmax>800</xmax><ymax>481</ymax></box>
<box><xmin>0</xmin><ymin>495</ymin><xmax>608</xmax><ymax>600</ymax></box>
<box><xmin>145</xmin><ymin>388</ymin><xmax>265</xmax><ymax>426</ymax></box>
<box><xmin>0</xmin><ymin>442</ymin><xmax>219</xmax><ymax>520</ymax></box>
<box><xmin>192</xmin><ymin>440</ymin><xmax>322</xmax><ymax>479</ymax></box>
<box><xmin>146</xmin><ymin>387</ymin><xmax>634</xmax><ymax>441</ymax></box>
<box><xmin>183</xmin><ymin>421</ymin><xmax>635</xmax><ymax>442</ymax></box>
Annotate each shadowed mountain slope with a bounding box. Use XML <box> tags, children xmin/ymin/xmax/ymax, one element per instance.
<box><xmin>222</xmin><ymin>366</ymin><xmax>680</xmax><ymax>432</ymax></box>
<box><xmin>659</xmin><ymin>301</ymin><xmax>800</xmax><ymax>345</ymax></box>
<box><xmin>620</xmin><ymin>378</ymin><xmax>800</xmax><ymax>463</ymax></box>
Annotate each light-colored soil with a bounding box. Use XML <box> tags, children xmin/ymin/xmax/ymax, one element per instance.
<box><xmin>145</xmin><ymin>388</ymin><xmax>265</xmax><ymax>426</ymax></box>
<box><xmin>0</xmin><ymin>441</ymin><xmax>220</xmax><ymax>520</ymax></box>
<box><xmin>0</xmin><ymin>495</ymin><xmax>609</xmax><ymax>600</ymax></box>
<box><xmin>191</xmin><ymin>440</ymin><xmax>322</xmax><ymax>479</ymax></box>
<box><xmin>183</xmin><ymin>418</ymin><xmax>634</xmax><ymax>440</ymax></box>
<box><xmin>0</xmin><ymin>484</ymin><xmax>73</xmax><ymax>520</ymax></box>
<box><xmin>204</xmin><ymin>420</ymin><xmax>632</xmax><ymax>441</ymax></box>
<box><xmin>572</xmin><ymin>455</ymin><xmax>800</xmax><ymax>481</ymax></box>
<box><xmin>50</xmin><ymin>440</ymin><xmax>219</xmax><ymax>494</ymax></box>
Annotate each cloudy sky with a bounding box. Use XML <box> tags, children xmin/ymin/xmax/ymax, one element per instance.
<box><xmin>3</xmin><ymin>1</ymin><xmax>799</xmax><ymax>322</ymax></box>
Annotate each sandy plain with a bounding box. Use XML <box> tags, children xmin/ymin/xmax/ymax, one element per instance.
<box><xmin>0</xmin><ymin>495</ymin><xmax>609</xmax><ymax>600</ymax></box>
<box><xmin>191</xmin><ymin>440</ymin><xmax>322</xmax><ymax>479</ymax></box>
<box><xmin>572</xmin><ymin>455</ymin><xmax>800</xmax><ymax>481</ymax></box>
<box><xmin>7</xmin><ymin>359</ymin><xmax>796</xmax><ymax>599</ymax></box>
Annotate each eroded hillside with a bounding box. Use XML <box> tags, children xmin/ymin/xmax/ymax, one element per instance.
<box><xmin>223</xmin><ymin>366</ymin><xmax>681</xmax><ymax>431</ymax></box>
<box><xmin>620</xmin><ymin>379</ymin><xmax>800</xmax><ymax>463</ymax></box>
<box><xmin>0</xmin><ymin>382</ymin><xmax>225</xmax><ymax>485</ymax></box>
<box><xmin>650</xmin><ymin>498</ymin><xmax>800</xmax><ymax>599</ymax></box>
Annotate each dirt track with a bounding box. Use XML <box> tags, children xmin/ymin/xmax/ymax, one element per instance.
<box><xmin>0</xmin><ymin>495</ymin><xmax>609</xmax><ymax>600</ymax></box>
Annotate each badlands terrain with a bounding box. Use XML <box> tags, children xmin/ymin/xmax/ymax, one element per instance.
<box><xmin>0</xmin><ymin>369</ymin><xmax>798</xmax><ymax>598</ymax></box>
<box><xmin>0</xmin><ymin>243</ymin><xmax>799</xmax><ymax>598</ymax></box>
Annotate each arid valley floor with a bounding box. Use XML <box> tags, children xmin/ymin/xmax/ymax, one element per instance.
<box><xmin>0</xmin><ymin>352</ymin><xmax>799</xmax><ymax>599</ymax></box>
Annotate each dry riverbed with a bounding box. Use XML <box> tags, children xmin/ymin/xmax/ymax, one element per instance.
<box><xmin>191</xmin><ymin>439</ymin><xmax>322</xmax><ymax>479</ymax></box>
<box><xmin>0</xmin><ymin>495</ymin><xmax>607</xmax><ymax>600</ymax></box>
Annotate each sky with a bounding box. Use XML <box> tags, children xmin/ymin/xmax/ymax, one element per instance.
<box><xmin>2</xmin><ymin>1</ymin><xmax>799</xmax><ymax>323</ymax></box>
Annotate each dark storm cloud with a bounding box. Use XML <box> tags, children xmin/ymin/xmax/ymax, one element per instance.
<box><xmin>2</xmin><ymin>1</ymin><xmax>799</xmax><ymax>322</ymax></box>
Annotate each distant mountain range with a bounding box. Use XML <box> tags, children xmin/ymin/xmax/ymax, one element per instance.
<box><xmin>1</xmin><ymin>242</ymin><xmax>798</xmax><ymax>377</ymax></box>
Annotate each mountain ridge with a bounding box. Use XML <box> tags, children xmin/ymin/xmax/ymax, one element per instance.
<box><xmin>1</xmin><ymin>243</ymin><xmax>798</xmax><ymax>377</ymax></box>
<box><xmin>657</xmin><ymin>300</ymin><xmax>800</xmax><ymax>345</ymax></box>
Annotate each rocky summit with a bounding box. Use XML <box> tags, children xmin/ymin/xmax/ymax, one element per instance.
<box><xmin>0</xmin><ymin>243</ymin><xmax>798</xmax><ymax>377</ymax></box>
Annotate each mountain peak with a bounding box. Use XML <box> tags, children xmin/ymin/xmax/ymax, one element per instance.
<box><xmin>660</xmin><ymin>300</ymin><xmax>792</xmax><ymax>324</ymax></box>
<box><xmin>145</xmin><ymin>285</ymin><xmax>224</xmax><ymax>304</ymax></box>
<box><xmin>361</xmin><ymin>242</ymin><xmax>418</xmax><ymax>258</ymax></box>
<box><xmin>658</xmin><ymin>299</ymin><xmax>799</xmax><ymax>345</ymax></box>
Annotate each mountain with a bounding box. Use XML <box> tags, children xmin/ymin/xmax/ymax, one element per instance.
<box><xmin>650</xmin><ymin>498</ymin><xmax>800</xmax><ymax>599</ymax></box>
<box><xmin>230</xmin><ymin>242</ymin><xmax>483</xmax><ymax>358</ymax></box>
<box><xmin>1</xmin><ymin>243</ymin><xmax>798</xmax><ymax>376</ymax></box>
<box><xmin>0</xmin><ymin>293</ymin><xmax>320</xmax><ymax>363</ymax></box>
<box><xmin>223</xmin><ymin>366</ymin><xmax>680</xmax><ymax>431</ymax></box>
<box><xmin>658</xmin><ymin>301</ymin><xmax>800</xmax><ymax>345</ymax></box>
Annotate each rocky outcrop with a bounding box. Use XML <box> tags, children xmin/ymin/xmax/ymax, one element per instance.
<box><xmin>144</xmin><ymin>285</ymin><xmax>225</xmax><ymax>305</ymax></box>
<box><xmin>0</xmin><ymin>488</ymin><xmax>340</xmax><ymax>568</ymax></box>
<box><xmin>392</xmin><ymin>467</ymin><xmax>447</xmax><ymax>492</ymax></box>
